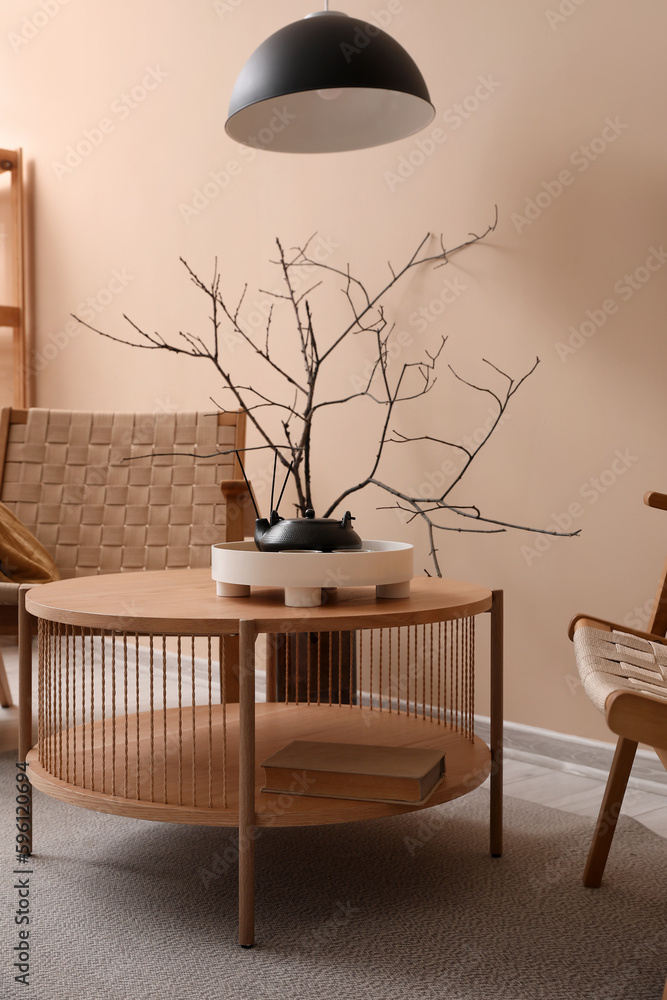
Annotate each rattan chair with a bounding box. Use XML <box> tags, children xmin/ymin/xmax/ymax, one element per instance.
<box><xmin>0</xmin><ymin>406</ymin><xmax>255</xmax><ymax>709</ymax></box>
<box><xmin>569</xmin><ymin>490</ymin><xmax>667</xmax><ymax>888</ymax></box>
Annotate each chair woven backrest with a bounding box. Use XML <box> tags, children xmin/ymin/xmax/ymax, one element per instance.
<box><xmin>0</xmin><ymin>407</ymin><xmax>246</xmax><ymax>577</ymax></box>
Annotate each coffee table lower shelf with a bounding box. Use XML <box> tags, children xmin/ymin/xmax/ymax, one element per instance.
<box><xmin>26</xmin><ymin>703</ymin><xmax>491</xmax><ymax>827</ymax></box>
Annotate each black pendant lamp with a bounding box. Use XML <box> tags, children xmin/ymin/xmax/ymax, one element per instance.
<box><xmin>225</xmin><ymin>6</ymin><xmax>435</xmax><ymax>154</ymax></box>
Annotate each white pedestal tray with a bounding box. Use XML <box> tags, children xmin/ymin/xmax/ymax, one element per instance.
<box><xmin>211</xmin><ymin>539</ymin><xmax>414</xmax><ymax>607</ymax></box>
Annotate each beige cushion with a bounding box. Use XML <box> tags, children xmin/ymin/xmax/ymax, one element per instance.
<box><xmin>0</xmin><ymin>500</ymin><xmax>60</xmax><ymax>583</ymax></box>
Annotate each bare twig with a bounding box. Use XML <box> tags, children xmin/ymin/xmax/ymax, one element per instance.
<box><xmin>76</xmin><ymin>211</ymin><xmax>577</xmax><ymax>575</ymax></box>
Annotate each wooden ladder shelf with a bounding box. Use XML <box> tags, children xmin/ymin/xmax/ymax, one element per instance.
<box><xmin>0</xmin><ymin>148</ymin><xmax>29</xmax><ymax>408</ymax></box>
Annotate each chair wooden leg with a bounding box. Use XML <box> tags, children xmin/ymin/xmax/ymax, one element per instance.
<box><xmin>0</xmin><ymin>646</ymin><xmax>13</xmax><ymax>706</ymax></box>
<box><xmin>583</xmin><ymin>735</ymin><xmax>637</xmax><ymax>888</ymax></box>
<box><xmin>18</xmin><ymin>587</ymin><xmax>33</xmax><ymax>855</ymax></box>
<box><xmin>662</xmin><ymin>975</ymin><xmax>667</xmax><ymax>1000</ymax></box>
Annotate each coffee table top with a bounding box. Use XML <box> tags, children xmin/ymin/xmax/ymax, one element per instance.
<box><xmin>25</xmin><ymin>568</ymin><xmax>493</xmax><ymax>634</ymax></box>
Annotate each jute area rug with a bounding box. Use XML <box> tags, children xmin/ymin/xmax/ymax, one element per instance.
<box><xmin>1</xmin><ymin>750</ymin><xmax>665</xmax><ymax>1000</ymax></box>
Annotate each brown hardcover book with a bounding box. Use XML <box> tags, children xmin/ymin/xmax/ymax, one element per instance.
<box><xmin>260</xmin><ymin>740</ymin><xmax>445</xmax><ymax>805</ymax></box>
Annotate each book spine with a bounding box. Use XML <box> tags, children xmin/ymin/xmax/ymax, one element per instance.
<box><xmin>264</xmin><ymin>767</ymin><xmax>425</xmax><ymax>803</ymax></box>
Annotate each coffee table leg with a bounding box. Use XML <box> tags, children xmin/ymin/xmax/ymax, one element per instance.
<box><xmin>490</xmin><ymin>590</ymin><xmax>503</xmax><ymax>858</ymax></box>
<box><xmin>238</xmin><ymin>619</ymin><xmax>256</xmax><ymax>947</ymax></box>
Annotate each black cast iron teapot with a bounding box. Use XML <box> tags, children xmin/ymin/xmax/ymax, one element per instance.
<box><xmin>254</xmin><ymin>508</ymin><xmax>362</xmax><ymax>553</ymax></box>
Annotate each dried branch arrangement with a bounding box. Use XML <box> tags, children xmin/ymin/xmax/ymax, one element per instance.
<box><xmin>75</xmin><ymin>209</ymin><xmax>578</xmax><ymax>575</ymax></box>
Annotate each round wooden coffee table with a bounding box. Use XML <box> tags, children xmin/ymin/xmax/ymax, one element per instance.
<box><xmin>21</xmin><ymin>570</ymin><xmax>503</xmax><ymax>946</ymax></box>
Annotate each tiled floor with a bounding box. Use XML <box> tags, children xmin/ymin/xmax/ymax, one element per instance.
<box><xmin>502</xmin><ymin>756</ymin><xmax>667</xmax><ymax>838</ymax></box>
<box><xmin>2</xmin><ymin>638</ymin><xmax>666</xmax><ymax>838</ymax></box>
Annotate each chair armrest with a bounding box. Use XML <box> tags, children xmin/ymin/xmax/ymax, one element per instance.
<box><xmin>606</xmin><ymin>689</ymin><xmax>667</xmax><ymax>751</ymax></box>
<box><xmin>568</xmin><ymin>613</ymin><xmax>667</xmax><ymax>644</ymax></box>
<box><xmin>0</xmin><ymin>581</ymin><xmax>20</xmax><ymax>606</ymax></box>
<box><xmin>220</xmin><ymin>479</ymin><xmax>257</xmax><ymax>543</ymax></box>
<box><xmin>220</xmin><ymin>479</ymin><xmax>249</xmax><ymax>497</ymax></box>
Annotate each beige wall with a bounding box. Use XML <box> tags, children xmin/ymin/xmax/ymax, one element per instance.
<box><xmin>2</xmin><ymin>0</ymin><xmax>666</xmax><ymax>741</ymax></box>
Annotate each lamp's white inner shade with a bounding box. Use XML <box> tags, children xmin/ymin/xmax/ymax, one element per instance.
<box><xmin>316</xmin><ymin>88</ymin><xmax>344</xmax><ymax>101</ymax></box>
<box><xmin>225</xmin><ymin>87</ymin><xmax>435</xmax><ymax>153</ymax></box>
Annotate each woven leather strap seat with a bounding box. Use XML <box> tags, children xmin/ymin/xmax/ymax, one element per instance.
<box><xmin>574</xmin><ymin>626</ymin><xmax>667</xmax><ymax>711</ymax></box>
